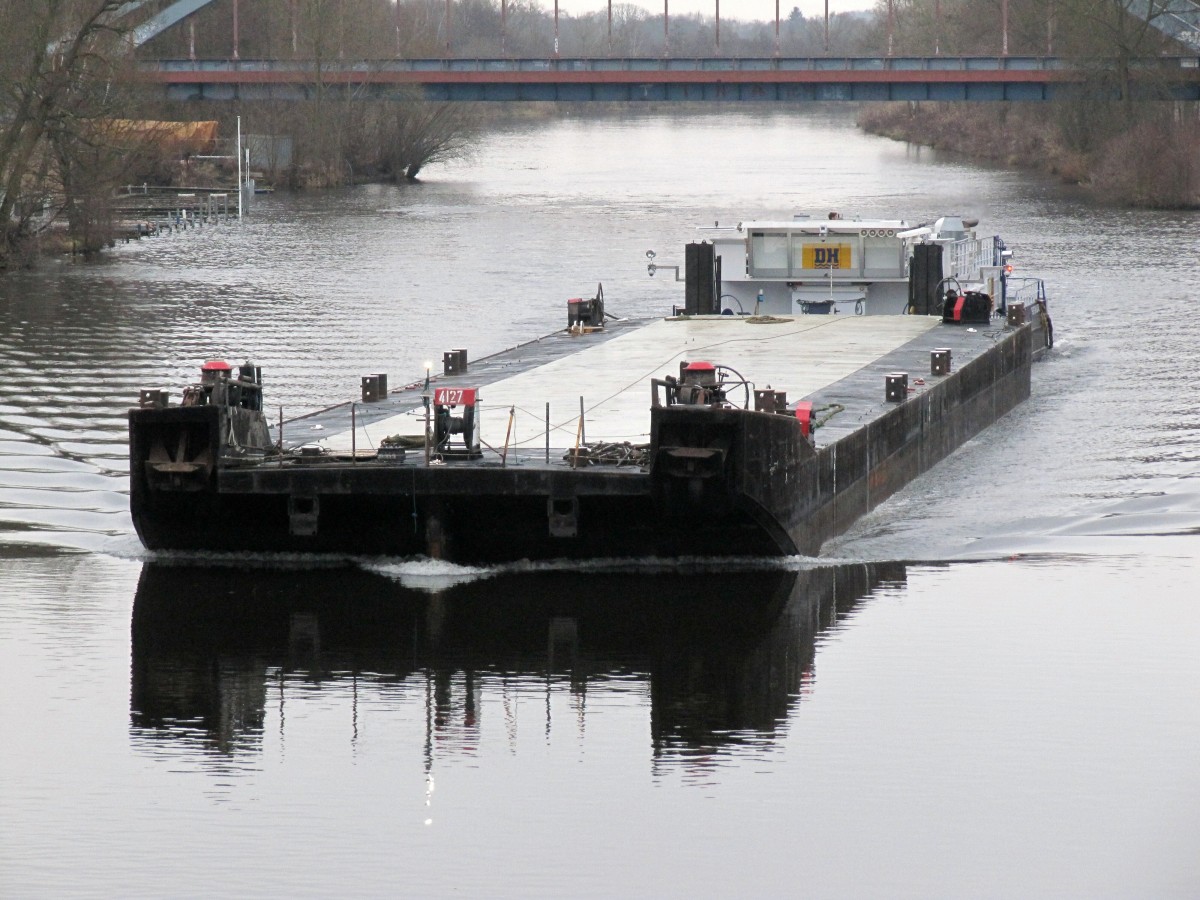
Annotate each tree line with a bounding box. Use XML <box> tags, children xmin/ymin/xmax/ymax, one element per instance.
<box><xmin>857</xmin><ymin>0</ymin><xmax>1199</xmax><ymax>207</ymax></box>
<box><xmin>2</xmin><ymin>0</ymin><xmax>1196</xmax><ymax>268</ymax></box>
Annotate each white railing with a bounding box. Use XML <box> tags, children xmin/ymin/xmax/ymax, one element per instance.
<box><xmin>948</xmin><ymin>236</ymin><xmax>997</xmax><ymax>280</ymax></box>
<box><xmin>1006</xmin><ymin>276</ymin><xmax>1048</xmax><ymax>307</ymax></box>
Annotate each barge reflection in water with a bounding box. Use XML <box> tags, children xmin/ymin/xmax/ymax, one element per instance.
<box><xmin>129</xmin><ymin>561</ymin><xmax>905</xmax><ymax>766</ymax></box>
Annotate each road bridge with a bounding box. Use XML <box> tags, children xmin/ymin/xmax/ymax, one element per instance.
<box><xmin>137</xmin><ymin>56</ymin><xmax>1200</xmax><ymax>103</ymax></box>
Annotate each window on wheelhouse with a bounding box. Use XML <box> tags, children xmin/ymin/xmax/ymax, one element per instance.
<box><xmin>749</xmin><ymin>231</ymin><xmax>789</xmax><ymax>277</ymax></box>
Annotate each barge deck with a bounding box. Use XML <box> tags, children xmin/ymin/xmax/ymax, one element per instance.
<box><xmin>130</xmin><ymin>313</ymin><xmax>1036</xmax><ymax>562</ymax></box>
<box><xmin>128</xmin><ymin>213</ymin><xmax>1050</xmax><ymax>564</ymax></box>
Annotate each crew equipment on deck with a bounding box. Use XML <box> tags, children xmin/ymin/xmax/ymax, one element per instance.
<box><xmin>432</xmin><ymin>387</ymin><xmax>482</xmax><ymax>458</ymax></box>
<box><xmin>567</xmin><ymin>284</ymin><xmax>606</xmax><ymax>330</ymax></box>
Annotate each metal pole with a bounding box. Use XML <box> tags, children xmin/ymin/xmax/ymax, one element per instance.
<box><xmin>715</xmin><ymin>0</ymin><xmax>720</xmax><ymax>50</ymax></box>
<box><xmin>1047</xmin><ymin>0</ymin><xmax>1054</xmax><ymax>55</ymax></box>
<box><xmin>424</xmin><ymin>362</ymin><xmax>432</xmax><ymax>465</ymax></box>
<box><xmin>545</xmin><ymin>402</ymin><xmax>550</xmax><ymax>463</ymax></box>
<box><xmin>189</xmin><ymin>19</ymin><xmax>195</xmax><ymax>60</ymax></box>
<box><xmin>608</xmin><ymin>0</ymin><xmax>612</xmax><ymax>53</ymax></box>
<box><xmin>886</xmin><ymin>0</ymin><xmax>894</xmax><ymax>57</ymax></box>
<box><xmin>501</xmin><ymin>408</ymin><xmax>514</xmax><ymax>467</ymax></box>
<box><xmin>236</xmin><ymin>115</ymin><xmax>242</xmax><ymax>222</ymax></box>
<box><xmin>554</xmin><ymin>0</ymin><xmax>560</xmax><ymax>57</ymax></box>
<box><xmin>502</xmin><ymin>0</ymin><xmax>507</xmax><ymax>56</ymax></box>
<box><xmin>774</xmin><ymin>0</ymin><xmax>780</xmax><ymax>56</ymax></box>
<box><xmin>232</xmin><ymin>0</ymin><xmax>239</xmax><ymax>60</ymax></box>
<box><xmin>663</xmin><ymin>0</ymin><xmax>669</xmax><ymax>56</ymax></box>
<box><xmin>445</xmin><ymin>0</ymin><xmax>452</xmax><ymax>54</ymax></box>
<box><xmin>934</xmin><ymin>0</ymin><xmax>941</xmax><ymax>55</ymax></box>
<box><xmin>579</xmin><ymin>396</ymin><xmax>585</xmax><ymax>446</ymax></box>
<box><xmin>823</xmin><ymin>0</ymin><xmax>829</xmax><ymax>53</ymax></box>
<box><xmin>352</xmin><ymin>402</ymin><xmax>357</xmax><ymax>462</ymax></box>
<box><xmin>1002</xmin><ymin>0</ymin><xmax>1009</xmax><ymax>56</ymax></box>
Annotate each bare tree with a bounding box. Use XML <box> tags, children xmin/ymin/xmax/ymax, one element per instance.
<box><xmin>0</xmin><ymin>0</ymin><xmax>132</xmax><ymax>264</ymax></box>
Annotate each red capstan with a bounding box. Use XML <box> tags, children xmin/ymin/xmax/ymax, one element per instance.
<box><xmin>201</xmin><ymin>360</ymin><xmax>233</xmax><ymax>373</ymax></box>
<box><xmin>795</xmin><ymin>401</ymin><xmax>814</xmax><ymax>438</ymax></box>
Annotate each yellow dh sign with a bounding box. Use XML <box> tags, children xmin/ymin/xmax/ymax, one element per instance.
<box><xmin>802</xmin><ymin>244</ymin><xmax>852</xmax><ymax>270</ymax></box>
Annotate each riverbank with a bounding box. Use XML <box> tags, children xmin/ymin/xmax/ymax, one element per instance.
<box><xmin>857</xmin><ymin>101</ymin><xmax>1200</xmax><ymax>210</ymax></box>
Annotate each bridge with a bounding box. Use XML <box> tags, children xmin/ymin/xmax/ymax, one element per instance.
<box><xmin>137</xmin><ymin>56</ymin><xmax>1200</xmax><ymax>103</ymax></box>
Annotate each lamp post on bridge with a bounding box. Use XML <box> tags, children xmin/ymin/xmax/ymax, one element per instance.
<box><xmin>715</xmin><ymin>0</ymin><xmax>720</xmax><ymax>51</ymax></box>
<box><xmin>1002</xmin><ymin>0</ymin><xmax>1009</xmax><ymax>56</ymax></box>
<box><xmin>774</xmin><ymin>0</ymin><xmax>780</xmax><ymax>56</ymax></box>
<box><xmin>664</xmin><ymin>0</ymin><xmax>669</xmax><ymax>57</ymax></box>
<box><xmin>886</xmin><ymin>0</ymin><xmax>894</xmax><ymax>57</ymax></box>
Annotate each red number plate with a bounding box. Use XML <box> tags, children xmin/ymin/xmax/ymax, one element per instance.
<box><xmin>434</xmin><ymin>387</ymin><xmax>477</xmax><ymax>406</ymax></box>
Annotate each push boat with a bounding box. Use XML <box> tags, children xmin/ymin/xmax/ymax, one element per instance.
<box><xmin>129</xmin><ymin>214</ymin><xmax>1052</xmax><ymax>563</ymax></box>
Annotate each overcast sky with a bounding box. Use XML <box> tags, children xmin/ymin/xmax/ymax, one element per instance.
<box><xmin>546</xmin><ymin>0</ymin><xmax>879</xmax><ymax>22</ymax></box>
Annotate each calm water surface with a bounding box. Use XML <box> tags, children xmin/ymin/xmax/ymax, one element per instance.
<box><xmin>1</xmin><ymin>109</ymin><xmax>1198</xmax><ymax>897</ymax></box>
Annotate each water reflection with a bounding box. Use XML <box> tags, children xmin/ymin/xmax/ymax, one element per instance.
<box><xmin>130</xmin><ymin>561</ymin><xmax>905</xmax><ymax>768</ymax></box>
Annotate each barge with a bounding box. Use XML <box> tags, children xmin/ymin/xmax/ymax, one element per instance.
<box><xmin>129</xmin><ymin>215</ymin><xmax>1052</xmax><ymax>563</ymax></box>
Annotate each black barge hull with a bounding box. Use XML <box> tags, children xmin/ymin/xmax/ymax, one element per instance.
<box><xmin>130</xmin><ymin>323</ymin><xmax>1035</xmax><ymax>563</ymax></box>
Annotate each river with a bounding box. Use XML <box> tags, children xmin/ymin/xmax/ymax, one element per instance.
<box><xmin>1</xmin><ymin>108</ymin><xmax>1198</xmax><ymax>898</ymax></box>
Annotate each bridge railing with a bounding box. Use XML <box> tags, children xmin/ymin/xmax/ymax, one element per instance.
<box><xmin>144</xmin><ymin>56</ymin><xmax>1081</xmax><ymax>75</ymax></box>
<box><xmin>140</xmin><ymin>55</ymin><xmax>1200</xmax><ymax>76</ymax></box>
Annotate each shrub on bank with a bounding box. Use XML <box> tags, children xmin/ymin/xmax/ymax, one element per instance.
<box><xmin>858</xmin><ymin>102</ymin><xmax>1200</xmax><ymax>209</ymax></box>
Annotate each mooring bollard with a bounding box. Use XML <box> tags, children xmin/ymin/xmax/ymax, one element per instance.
<box><xmin>885</xmin><ymin>372</ymin><xmax>908</xmax><ymax>403</ymax></box>
<box><xmin>930</xmin><ymin>348</ymin><xmax>951</xmax><ymax>376</ymax></box>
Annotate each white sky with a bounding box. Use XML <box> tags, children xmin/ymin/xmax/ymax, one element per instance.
<box><xmin>537</xmin><ymin>0</ymin><xmax>878</xmax><ymax>22</ymax></box>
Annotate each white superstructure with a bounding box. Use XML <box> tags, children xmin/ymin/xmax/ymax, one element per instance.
<box><xmin>702</xmin><ymin>214</ymin><xmax>1007</xmax><ymax>316</ymax></box>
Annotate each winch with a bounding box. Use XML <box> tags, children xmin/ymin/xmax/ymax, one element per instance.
<box><xmin>651</xmin><ymin>360</ymin><xmax>750</xmax><ymax>409</ymax></box>
<box><xmin>942</xmin><ymin>288</ymin><xmax>993</xmax><ymax>324</ymax></box>
<box><xmin>432</xmin><ymin>387</ymin><xmax>482</xmax><ymax>459</ymax></box>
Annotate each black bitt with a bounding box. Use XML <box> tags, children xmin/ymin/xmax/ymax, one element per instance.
<box><xmin>685</xmin><ymin>241</ymin><xmax>721</xmax><ymax>315</ymax></box>
<box><xmin>908</xmin><ymin>243</ymin><xmax>943</xmax><ymax>315</ymax></box>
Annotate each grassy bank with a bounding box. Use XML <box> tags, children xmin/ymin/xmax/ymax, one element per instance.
<box><xmin>858</xmin><ymin>102</ymin><xmax>1200</xmax><ymax>210</ymax></box>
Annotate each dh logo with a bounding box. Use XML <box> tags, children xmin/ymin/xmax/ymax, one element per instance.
<box><xmin>813</xmin><ymin>247</ymin><xmax>840</xmax><ymax>268</ymax></box>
